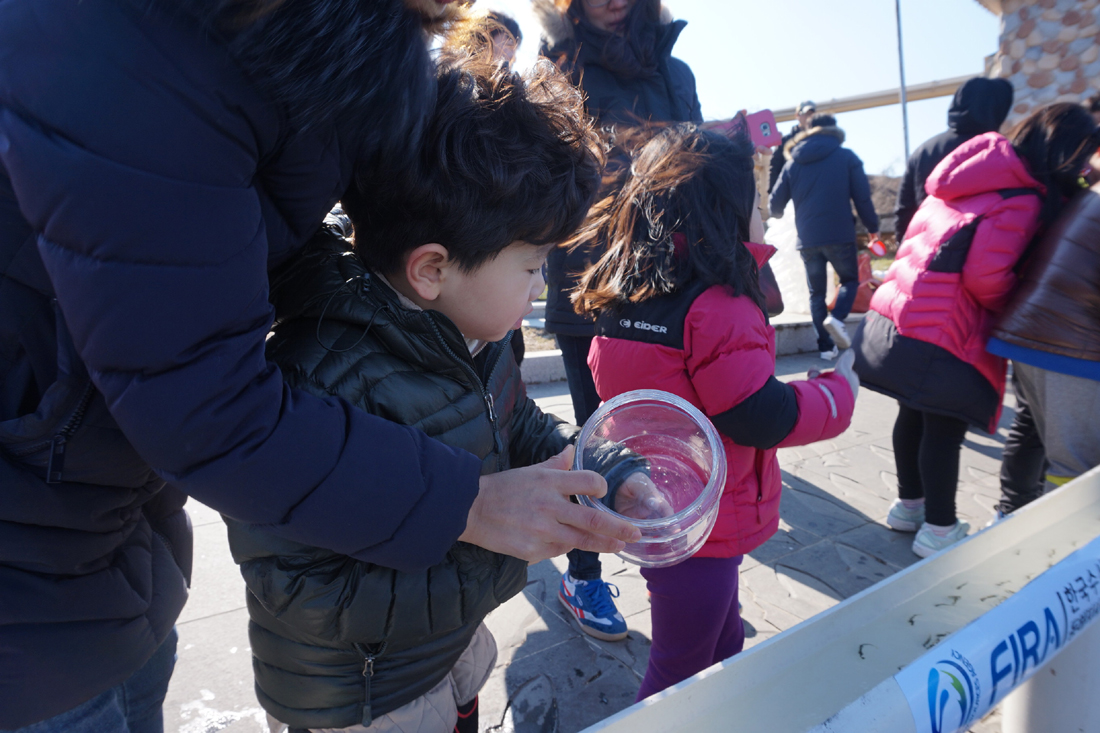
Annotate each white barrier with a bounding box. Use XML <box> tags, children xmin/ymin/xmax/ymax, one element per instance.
<box><xmin>582</xmin><ymin>465</ymin><xmax>1100</xmax><ymax>733</ymax></box>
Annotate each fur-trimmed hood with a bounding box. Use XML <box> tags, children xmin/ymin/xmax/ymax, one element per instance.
<box><xmin>533</xmin><ymin>0</ymin><xmax>674</xmax><ymax>48</ymax></box>
<box><xmin>156</xmin><ymin>0</ymin><xmax>441</xmax><ymax>170</ymax></box>
<box><xmin>785</xmin><ymin>125</ymin><xmax>846</xmax><ymax>163</ymax></box>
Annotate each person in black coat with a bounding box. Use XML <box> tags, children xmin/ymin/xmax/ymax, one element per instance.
<box><xmin>0</xmin><ymin>1</ymin><xmax>639</xmax><ymax>729</ymax></box>
<box><xmin>895</xmin><ymin>77</ymin><xmax>1014</xmax><ymax>241</ymax></box>
<box><xmin>534</xmin><ymin>0</ymin><xmax>702</xmax><ymax>640</ymax></box>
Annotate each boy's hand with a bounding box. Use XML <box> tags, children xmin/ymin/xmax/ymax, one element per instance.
<box><xmin>614</xmin><ymin>473</ymin><xmax>674</xmax><ymax>520</ymax></box>
<box><xmin>459</xmin><ymin>446</ymin><xmax>642</xmax><ymax>563</ymax></box>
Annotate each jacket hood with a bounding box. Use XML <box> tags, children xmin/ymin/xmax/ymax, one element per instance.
<box><xmin>786</xmin><ymin>126</ymin><xmax>845</xmax><ymax>164</ymax></box>
<box><xmin>948</xmin><ymin>77</ymin><xmax>1014</xmax><ymax>136</ymax></box>
<box><xmin>533</xmin><ymin>0</ymin><xmax>674</xmax><ymax>49</ymax></box>
<box><xmin>534</xmin><ymin>0</ymin><xmax>680</xmax><ymax>73</ymax></box>
<box><xmin>154</xmin><ymin>0</ymin><xmax>437</xmax><ymax>170</ymax></box>
<box><xmin>926</xmin><ymin>132</ymin><xmax>1045</xmax><ymax>201</ymax></box>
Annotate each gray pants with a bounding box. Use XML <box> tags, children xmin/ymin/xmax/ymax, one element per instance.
<box><xmin>1013</xmin><ymin>362</ymin><xmax>1100</xmax><ymax>490</ymax></box>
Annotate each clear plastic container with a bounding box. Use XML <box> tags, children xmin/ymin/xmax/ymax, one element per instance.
<box><xmin>573</xmin><ymin>389</ymin><xmax>727</xmax><ymax>568</ymax></box>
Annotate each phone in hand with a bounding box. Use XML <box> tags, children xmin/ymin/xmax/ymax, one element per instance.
<box><xmin>707</xmin><ymin>109</ymin><xmax>782</xmax><ymax>149</ymax></box>
<box><xmin>746</xmin><ymin>110</ymin><xmax>781</xmax><ymax>148</ymax></box>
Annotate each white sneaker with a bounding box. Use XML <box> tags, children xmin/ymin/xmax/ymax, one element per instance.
<box><xmin>886</xmin><ymin>499</ymin><xmax>925</xmax><ymax>532</ymax></box>
<box><xmin>820</xmin><ymin>346</ymin><xmax>839</xmax><ymax>360</ymax></box>
<box><xmin>912</xmin><ymin>521</ymin><xmax>970</xmax><ymax>558</ymax></box>
<box><xmin>823</xmin><ymin>315</ymin><xmax>852</xmax><ymax>349</ymax></box>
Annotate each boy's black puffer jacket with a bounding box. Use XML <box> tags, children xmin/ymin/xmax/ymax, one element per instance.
<box><xmin>226</xmin><ymin>228</ymin><xmax>642</xmax><ymax>729</ymax></box>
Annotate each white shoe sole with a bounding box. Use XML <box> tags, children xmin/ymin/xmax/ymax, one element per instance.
<box><xmin>912</xmin><ymin>539</ymin><xmax>939</xmax><ymax>558</ymax></box>
<box><xmin>886</xmin><ymin>515</ymin><xmax>922</xmax><ymax>532</ymax></box>
<box><xmin>911</xmin><ymin>524</ymin><xmax>970</xmax><ymax>558</ymax></box>
<box><xmin>823</xmin><ymin>317</ymin><xmax>852</xmax><ymax>350</ymax></box>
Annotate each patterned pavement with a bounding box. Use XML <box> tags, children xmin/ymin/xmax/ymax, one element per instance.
<box><xmin>164</xmin><ymin>353</ymin><xmax>1014</xmax><ymax>732</ymax></box>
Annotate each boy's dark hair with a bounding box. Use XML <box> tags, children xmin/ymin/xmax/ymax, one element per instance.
<box><xmin>1009</xmin><ymin>102</ymin><xmax>1099</xmax><ymax>224</ymax></box>
<box><xmin>809</xmin><ymin>113</ymin><xmax>838</xmax><ymax>129</ymax></box>
<box><xmin>344</xmin><ymin>58</ymin><xmax>603</xmax><ymax>274</ymax></box>
<box><xmin>1085</xmin><ymin>91</ymin><xmax>1100</xmax><ymax>114</ymax></box>
<box><xmin>571</xmin><ymin>124</ymin><xmax>765</xmax><ymax>316</ymax></box>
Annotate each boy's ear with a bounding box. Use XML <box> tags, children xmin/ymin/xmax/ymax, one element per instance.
<box><xmin>403</xmin><ymin>243</ymin><xmax>452</xmax><ymax>301</ymax></box>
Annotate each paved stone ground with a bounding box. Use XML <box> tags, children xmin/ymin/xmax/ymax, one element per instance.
<box><xmin>164</xmin><ymin>352</ymin><xmax>1013</xmax><ymax>733</ymax></box>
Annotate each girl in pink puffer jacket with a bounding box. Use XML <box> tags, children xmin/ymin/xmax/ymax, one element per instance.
<box><xmin>852</xmin><ymin>103</ymin><xmax>1097</xmax><ymax>558</ymax></box>
<box><xmin>572</xmin><ymin>124</ymin><xmax>857</xmax><ymax>701</ymax></box>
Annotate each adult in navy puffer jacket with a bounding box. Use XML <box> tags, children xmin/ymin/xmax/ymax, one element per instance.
<box><xmin>768</xmin><ymin>117</ymin><xmax>880</xmax><ymax>250</ymax></box>
<box><xmin>0</xmin><ymin>0</ymin><xmax>630</xmax><ymax>729</ymax></box>
<box><xmin>769</xmin><ymin>115</ymin><xmax>880</xmax><ymax>355</ymax></box>
<box><xmin>852</xmin><ymin>104</ymin><xmax>1098</xmax><ymax>556</ymax></box>
<box><xmin>0</xmin><ymin>0</ymin><xmax>455</xmax><ymax>728</ymax></box>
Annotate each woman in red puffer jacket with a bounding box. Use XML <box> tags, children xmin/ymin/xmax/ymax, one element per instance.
<box><xmin>852</xmin><ymin>103</ymin><xmax>1098</xmax><ymax>558</ymax></box>
<box><xmin>572</xmin><ymin>123</ymin><xmax>857</xmax><ymax>702</ymax></box>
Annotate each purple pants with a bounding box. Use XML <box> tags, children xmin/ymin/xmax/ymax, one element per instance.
<box><xmin>636</xmin><ymin>555</ymin><xmax>744</xmax><ymax>701</ymax></box>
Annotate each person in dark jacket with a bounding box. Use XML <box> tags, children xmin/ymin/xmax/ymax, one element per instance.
<box><xmin>0</xmin><ymin>1</ymin><xmax>641</xmax><ymax>730</ymax></box>
<box><xmin>767</xmin><ymin>100</ymin><xmax>817</xmax><ymax>193</ymax></box>
<box><xmin>895</xmin><ymin>78</ymin><xmax>1014</xmax><ymax>241</ymax></box>
<box><xmin>988</xmin><ymin>175</ymin><xmax>1100</xmax><ymax>503</ymax></box>
<box><xmin>769</xmin><ymin>114</ymin><xmax>881</xmax><ymax>359</ymax></box>
<box><xmin>231</xmin><ymin>60</ymin><xmax>657</xmax><ymax>733</ymax></box>
<box><xmin>533</xmin><ymin>0</ymin><xmax>703</xmax><ymax>640</ymax></box>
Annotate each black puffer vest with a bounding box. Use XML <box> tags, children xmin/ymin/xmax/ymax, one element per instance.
<box><xmin>225</xmin><ymin>228</ymin><xmax>577</xmax><ymax>729</ymax></box>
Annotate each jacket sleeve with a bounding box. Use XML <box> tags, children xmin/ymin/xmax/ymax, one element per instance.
<box><xmin>506</xmin><ymin>374</ymin><xmax>649</xmax><ymax>509</ymax></box>
<box><xmin>684</xmin><ymin>290</ymin><xmax>854</xmax><ymax>448</ymax></box>
<box><xmin>769</xmin><ymin>164</ymin><xmax>793</xmax><ymax>218</ymax></box>
<box><xmin>0</xmin><ymin>103</ymin><xmax>481</xmax><ymax>574</ymax></box>
<box><xmin>768</xmin><ymin>147</ymin><xmax>787</xmax><ymax>194</ymax></box>
<box><xmin>961</xmin><ymin>197</ymin><xmax>1043</xmax><ymax>312</ymax></box>
<box><xmin>849</xmin><ymin>153</ymin><xmax>881</xmax><ymax>233</ymax></box>
<box><xmin>775</xmin><ymin>372</ymin><xmax>855</xmax><ymax>448</ymax></box>
<box><xmin>895</xmin><ymin>153</ymin><xmax>919</xmax><ymax>241</ymax></box>
<box><xmin>507</xmin><ymin>382</ymin><xmax>579</xmax><ymax>468</ymax></box>
<box><xmin>685</xmin><ymin>74</ymin><xmax>703</xmax><ymax>125</ymax></box>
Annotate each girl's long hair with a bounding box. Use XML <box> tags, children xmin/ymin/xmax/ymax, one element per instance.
<box><xmin>1010</xmin><ymin>102</ymin><xmax>1099</xmax><ymax>225</ymax></box>
<box><xmin>571</xmin><ymin>123</ymin><xmax>765</xmax><ymax>317</ymax></box>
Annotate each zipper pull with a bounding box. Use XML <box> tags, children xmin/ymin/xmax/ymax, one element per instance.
<box><xmin>485</xmin><ymin>392</ymin><xmax>498</xmax><ymax>423</ymax></box>
<box><xmin>485</xmin><ymin>393</ymin><xmax>504</xmax><ymax>454</ymax></box>
<box><xmin>46</xmin><ymin>434</ymin><xmax>67</xmax><ymax>484</ymax></box>
<box><xmin>361</xmin><ymin>654</ymin><xmax>375</xmax><ymax>726</ymax></box>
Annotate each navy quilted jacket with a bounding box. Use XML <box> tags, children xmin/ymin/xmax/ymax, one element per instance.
<box><xmin>0</xmin><ymin>0</ymin><xmax>481</xmax><ymax>726</ymax></box>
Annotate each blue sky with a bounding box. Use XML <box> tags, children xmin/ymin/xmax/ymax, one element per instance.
<box><xmin>486</xmin><ymin>0</ymin><xmax>1002</xmax><ymax>175</ymax></box>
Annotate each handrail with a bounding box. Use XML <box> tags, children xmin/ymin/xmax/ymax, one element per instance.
<box><xmin>582</xmin><ymin>464</ymin><xmax>1100</xmax><ymax>733</ymax></box>
<box><xmin>771</xmin><ymin>74</ymin><xmax>978</xmax><ymax>122</ymax></box>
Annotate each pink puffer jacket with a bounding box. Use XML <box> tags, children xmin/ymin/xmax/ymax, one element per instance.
<box><xmin>588</xmin><ymin>245</ymin><xmax>855</xmax><ymax>558</ymax></box>
<box><xmin>869</xmin><ymin>132</ymin><xmax>1044</xmax><ymax>421</ymax></box>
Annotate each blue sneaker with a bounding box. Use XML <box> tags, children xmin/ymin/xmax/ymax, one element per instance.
<box><xmin>558</xmin><ymin>571</ymin><xmax>628</xmax><ymax>641</ymax></box>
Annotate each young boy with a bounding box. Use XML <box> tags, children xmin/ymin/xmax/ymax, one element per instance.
<box><xmin>226</xmin><ymin>59</ymin><xmax>656</xmax><ymax>733</ymax></box>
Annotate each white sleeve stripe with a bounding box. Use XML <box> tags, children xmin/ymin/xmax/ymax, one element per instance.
<box><xmin>815</xmin><ymin>383</ymin><xmax>838</xmax><ymax>419</ymax></box>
